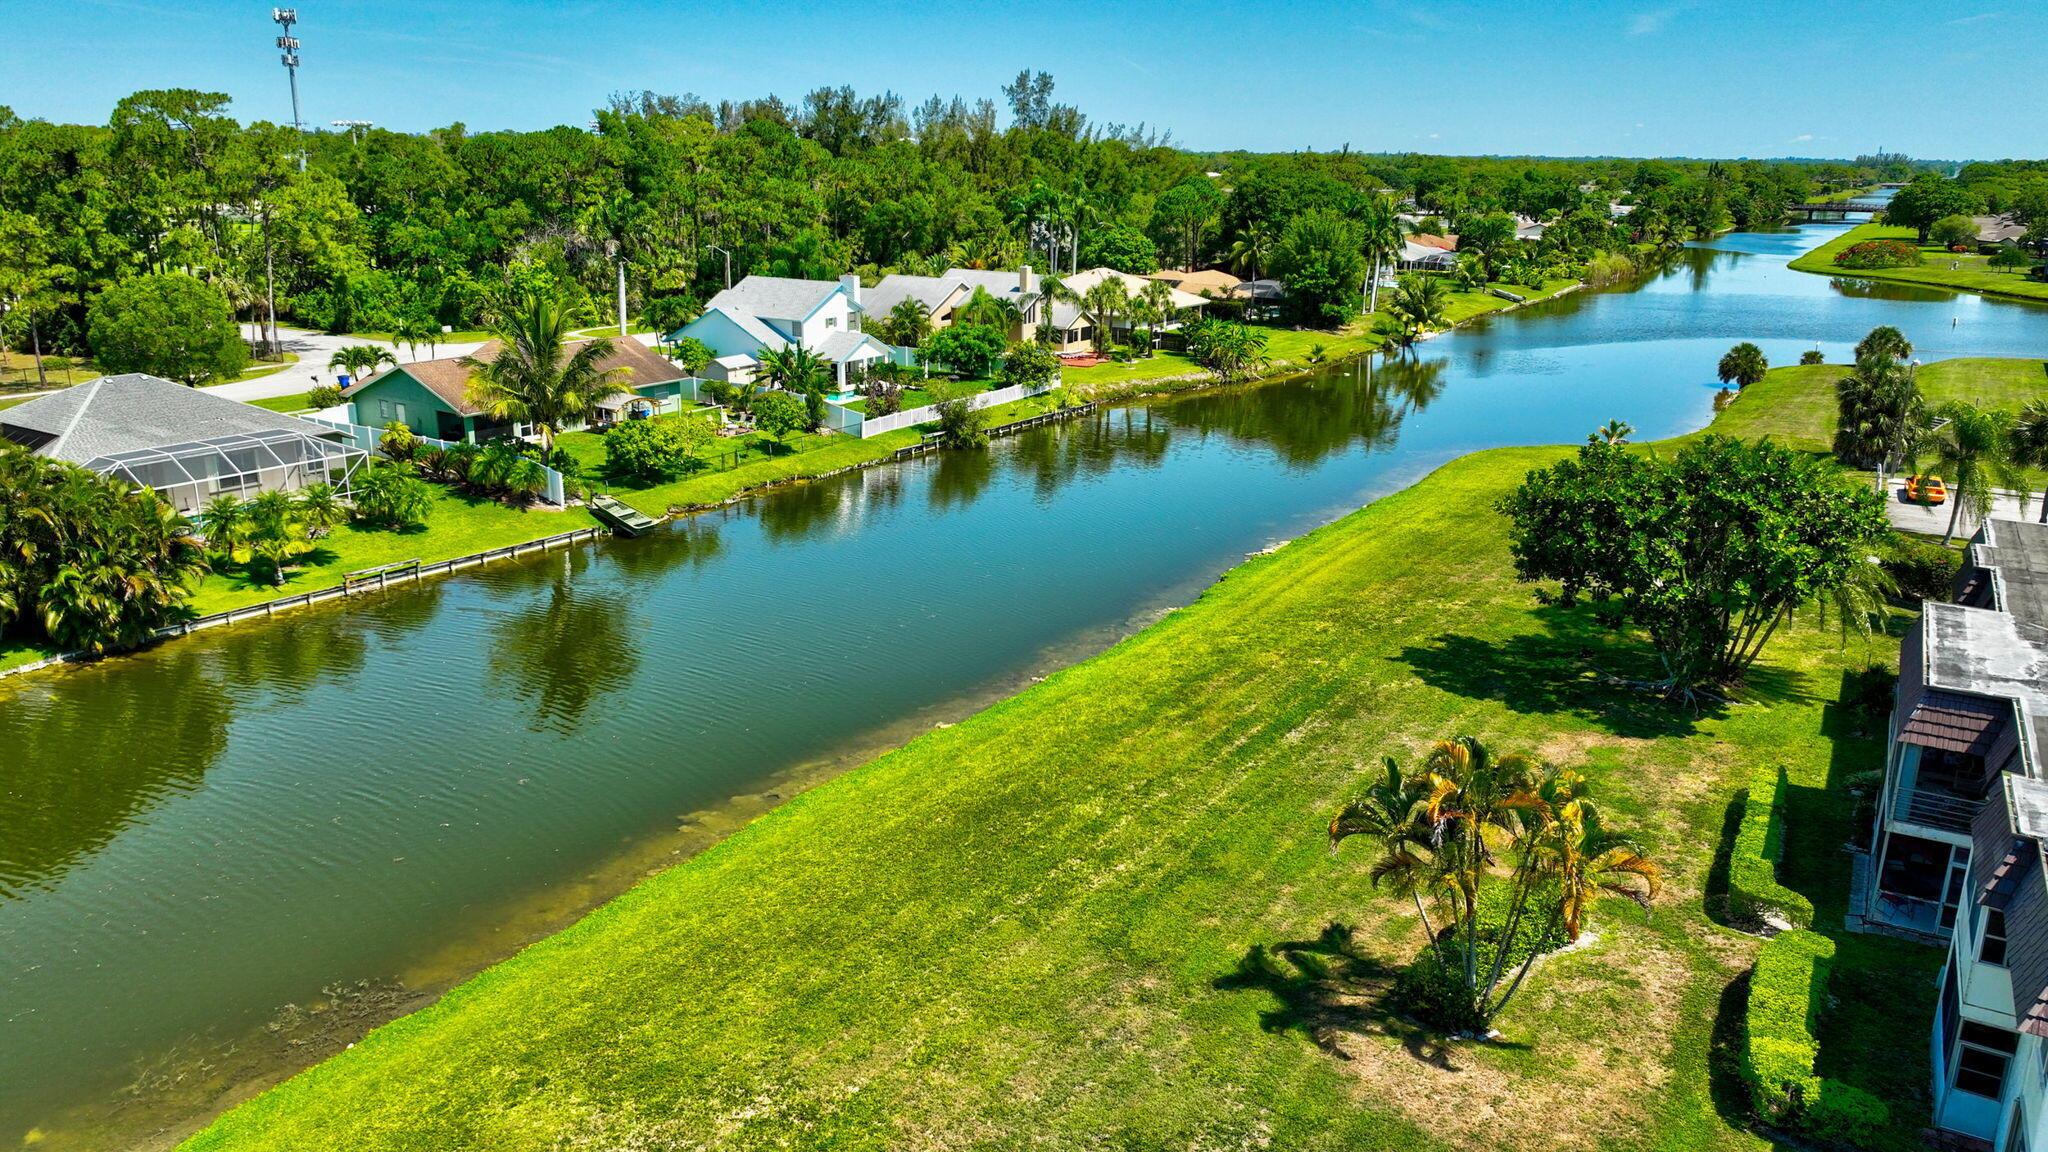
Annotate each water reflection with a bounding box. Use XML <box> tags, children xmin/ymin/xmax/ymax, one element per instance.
<box><xmin>1161</xmin><ymin>355</ymin><xmax>1442</xmax><ymax>468</ymax></box>
<box><xmin>755</xmin><ymin>481</ymin><xmax>846</xmax><ymax>544</ymax></box>
<box><xmin>485</xmin><ymin>550</ymin><xmax>643</xmax><ymax>734</ymax></box>
<box><xmin>927</xmin><ymin>448</ymin><xmax>996</xmax><ymax>511</ymax></box>
<box><xmin>0</xmin><ymin>653</ymin><xmax>229</xmax><ymax>900</ymax></box>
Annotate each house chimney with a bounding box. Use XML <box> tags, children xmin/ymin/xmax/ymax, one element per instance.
<box><xmin>1019</xmin><ymin>265</ymin><xmax>1036</xmax><ymax>296</ymax></box>
<box><xmin>839</xmin><ymin>273</ymin><xmax>861</xmax><ymax>308</ymax></box>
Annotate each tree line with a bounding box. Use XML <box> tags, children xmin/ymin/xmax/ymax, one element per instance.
<box><xmin>1</xmin><ymin>74</ymin><xmax>1900</xmax><ymax>369</ymax></box>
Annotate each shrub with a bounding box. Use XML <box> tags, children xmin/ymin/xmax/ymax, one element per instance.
<box><xmin>921</xmin><ymin>323</ymin><xmax>1007</xmax><ymax>379</ymax></box>
<box><xmin>605</xmin><ymin>416</ymin><xmax>714</xmax><ymax>483</ymax></box>
<box><xmin>933</xmin><ymin>396</ymin><xmax>990</xmax><ymax>449</ymax></box>
<box><xmin>1833</xmin><ymin>239</ymin><xmax>1922</xmax><ymax>270</ymax></box>
<box><xmin>997</xmin><ymin>341</ymin><xmax>1060</xmax><ymax>390</ymax></box>
<box><xmin>751</xmin><ymin>390</ymin><xmax>808</xmax><ymax>450</ymax></box>
<box><xmin>379</xmin><ymin>421</ymin><xmax>420</xmax><ymax>461</ymax></box>
<box><xmin>307</xmin><ymin>384</ymin><xmax>345</xmax><ymax>409</ymax></box>
<box><xmin>1741</xmin><ymin>929</ymin><xmax>1889</xmax><ymax>1143</ymax></box>
<box><xmin>1729</xmin><ymin>765</ymin><xmax>1814</xmax><ymax>929</ymax></box>
<box><xmin>87</xmin><ymin>272</ymin><xmax>249</xmax><ymax>385</ymax></box>
<box><xmin>1882</xmin><ymin>533</ymin><xmax>1962</xmax><ymax>605</ymax></box>
<box><xmin>350</xmin><ymin>462</ymin><xmax>435</xmax><ymax>530</ymax></box>
<box><xmin>1799</xmin><ymin>350</ymin><xmax>1825</xmax><ymax>366</ymax></box>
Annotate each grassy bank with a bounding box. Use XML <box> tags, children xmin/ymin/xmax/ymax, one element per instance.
<box><xmin>181</xmin><ymin>389</ymin><xmax>1936</xmax><ymax>1151</ymax></box>
<box><xmin>1789</xmin><ymin>223</ymin><xmax>2048</xmax><ymax>303</ymax></box>
<box><xmin>1063</xmin><ymin>279</ymin><xmax>1579</xmax><ymax>392</ymax></box>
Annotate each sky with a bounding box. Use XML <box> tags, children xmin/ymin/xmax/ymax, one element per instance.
<box><xmin>6</xmin><ymin>0</ymin><xmax>2042</xmax><ymax>160</ymax></box>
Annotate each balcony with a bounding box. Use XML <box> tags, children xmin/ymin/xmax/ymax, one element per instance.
<box><xmin>1895</xmin><ymin>783</ymin><xmax>1988</xmax><ymax>834</ymax></box>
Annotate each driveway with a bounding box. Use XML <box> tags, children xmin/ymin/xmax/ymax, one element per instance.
<box><xmin>1887</xmin><ymin>482</ymin><xmax>2041</xmax><ymax>539</ymax></box>
<box><xmin>205</xmin><ymin>327</ymin><xmax>665</xmax><ymax>402</ymax></box>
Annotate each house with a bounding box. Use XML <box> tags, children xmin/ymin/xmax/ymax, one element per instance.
<box><xmin>865</xmin><ymin>266</ymin><xmax>1046</xmax><ymax>343</ymax></box>
<box><xmin>1041</xmin><ymin>267</ymin><xmax>1210</xmax><ymax>353</ymax></box>
<box><xmin>670</xmin><ymin>275</ymin><xmax>894</xmax><ymax>389</ymax></box>
<box><xmin>1865</xmin><ymin>519</ymin><xmax>2048</xmax><ymax>1146</ymax></box>
<box><xmin>1400</xmin><ymin>234</ymin><xmax>1460</xmax><ymax>271</ymax></box>
<box><xmin>1609</xmin><ymin>202</ymin><xmax>1637</xmax><ymax>220</ymax></box>
<box><xmin>1148</xmin><ymin>268</ymin><xmax>1243</xmax><ymax>299</ymax></box>
<box><xmin>1513</xmin><ymin>214</ymin><xmax>1549</xmax><ymax>242</ymax></box>
<box><xmin>344</xmin><ymin>338</ymin><xmax>689</xmax><ymax>442</ymax></box>
<box><xmin>1973</xmin><ymin>214</ymin><xmax>2030</xmax><ymax>252</ymax></box>
<box><xmin>0</xmin><ymin>373</ymin><xmax>366</xmax><ymax>513</ymax></box>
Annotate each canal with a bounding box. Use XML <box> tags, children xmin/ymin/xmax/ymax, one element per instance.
<box><xmin>5</xmin><ymin>219</ymin><xmax>2047</xmax><ymax>1148</ymax></box>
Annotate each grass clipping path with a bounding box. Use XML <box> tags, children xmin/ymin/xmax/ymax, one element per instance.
<box><xmin>184</xmin><ymin>438</ymin><xmax>1932</xmax><ymax>1152</ymax></box>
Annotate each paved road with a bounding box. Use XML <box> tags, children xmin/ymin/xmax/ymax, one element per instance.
<box><xmin>1887</xmin><ymin>483</ymin><xmax>2043</xmax><ymax>539</ymax></box>
<box><xmin>205</xmin><ymin>326</ymin><xmax>665</xmax><ymax>402</ymax></box>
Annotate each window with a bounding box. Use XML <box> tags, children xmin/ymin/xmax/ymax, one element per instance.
<box><xmin>1955</xmin><ymin>1020</ymin><xmax>2018</xmax><ymax>1100</ymax></box>
<box><xmin>1983</xmin><ymin>907</ymin><xmax>2010</xmax><ymax>966</ymax></box>
<box><xmin>395</xmin><ymin>403</ymin><xmax>408</xmax><ymax>425</ymax></box>
<box><xmin>824</xmin><ymin>316</ymin><xmax>838</xmax><ymax>329</ymax></box>
<box><xmin>2010</xmin><ymin>1105</ymin><xmax>2031</xmax><ymax>1152</ymax></box>
<box><xmin>379</xmin><ymin>400</ymin><xmax>391</xmax><ymax>419</ymax></box>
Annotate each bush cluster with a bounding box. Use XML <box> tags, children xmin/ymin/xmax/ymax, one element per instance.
<box><xmin>1882</xmin><ymin>533</ymin><xmax>1963</xmax><ymax>605</ymax></box>
<box><xmin>603</xmin><ymin>416</ymin><xmax>715</xmax><ymax>483</ymax></box>
<box><xmin>1832</xmin><ymin>239</ymin><xmax>1922</xmax><ymax>270</ymax></box>
<box><xmin>1729</xmin><ymin>765</ymin><xmax>1814</xmax><ymax>929</ymax></box>
<box><xmin>1742</xmin><ymin>929</ymin><xmax>1889</xmax><ymax>1146</ymax></box>
<box><xmin>1393</xmin><ymin>901</ymin><xmax>1568</xmax><ymax>1034</ymax></box>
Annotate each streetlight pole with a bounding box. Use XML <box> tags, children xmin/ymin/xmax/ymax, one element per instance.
<box><xmin>273</xmin><ymin>9</ymin><xmax>304</xmax><ymax>171</ymax></box>
<box><xmin>707</xmin><ymin>245</ymin><xmax>733</xmax><ymax>289</ymax></box>
<box><xmin>331</xmin><ymin>119</ymin><xmax>373</xmax><ymax>144</ymax></box>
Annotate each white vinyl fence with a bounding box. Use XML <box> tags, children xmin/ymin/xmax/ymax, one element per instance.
<box><xmin>857</xmin><ymin>382</ymin><xmax>1052</xmax><ymax>439</ymax></box>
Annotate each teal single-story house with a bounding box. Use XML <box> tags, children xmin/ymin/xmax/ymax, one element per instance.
<box><xmin>344</xmin><ymin>338</ymin><xmax>691</xmax><ymax>442</ymax></box>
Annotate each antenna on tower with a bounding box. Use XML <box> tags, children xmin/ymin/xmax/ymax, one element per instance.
<box><xmin>273</xmin><ymin>8</ymin><xmax>304</xmax><ymax>171</ymax></box>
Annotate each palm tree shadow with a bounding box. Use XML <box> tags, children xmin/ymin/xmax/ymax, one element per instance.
<box><xmin>1215</xmin><ymin>922</ymin><xmax>1512</xmax><ymax>1070</ymax></box>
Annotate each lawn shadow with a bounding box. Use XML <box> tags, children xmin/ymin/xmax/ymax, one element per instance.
<box><xmin>1702</xmin><ymin>790</ymin><xmax>1746</xmax><ymax>929</ymax></box>
<box><xmin>1214</xmin><ymin>922</ymin><xmax>1507</xmax><ymax>1071</ymax></box>
<box><xmin>1394</xmin><ymin>606</ymin><xmax>1714</xmax><ymax>739</ymax></box>
<box><xmin>1707</xmin><ymin>968</ymin><xmax>1758</xmax><ymax>1131</ymax></box>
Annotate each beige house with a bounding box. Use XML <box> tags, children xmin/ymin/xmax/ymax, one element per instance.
<box><xmin>865</xmin><ymin>267</ymin><xmax>1046</xmax><ymax>343</ymax></box>
<box><xmin>1147</xmin><ymin>268</ymin><xmax>1243</xmax><ymax>299</ymax></box>
<box><xmin>1042</xmin><ymin>267</ymin><xmax>1210</xmax><ymax>354</ymax></box>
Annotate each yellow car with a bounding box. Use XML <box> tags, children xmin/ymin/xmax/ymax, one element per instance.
<box><xmin>1905</xmin><ymin>475</ymin><xmax>1948</xmax><ymax>505</ymax></box>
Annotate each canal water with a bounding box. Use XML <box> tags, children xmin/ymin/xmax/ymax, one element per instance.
<box><xmin>6</xmin><ymin>221</ymin><xmax>2047</xmax><ymax>1147</ymax></box>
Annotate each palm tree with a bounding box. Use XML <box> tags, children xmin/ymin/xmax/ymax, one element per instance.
<box><xmin>391</xmin><ymin>313</ymin><xmax>441</xmax><ymax>362</ymax></box>
<box><xmin>1045</xmin><ymin>276</ymin><xmax>1132</xmax><ymax>355</ymax></box>
<box><xmin>198</xmin><ymin>493</ymin><xmax>250</xmax><ymax>561</ymax></box>
<box><xmin>2012</xmin><ymin>400</ymin><xmax>2048</xmax><ymax>523</ymax></box>
<box><xmin>1854</xmin><ymin>325</ymin><xmax>1913</xmax><ymax>363</ymax></box>
<box><xmin>1358</xmin><ymin>194</ymin><xmax>1405</xmax><ymax>314</ymax></box>
<box><xmin>328</xmin><ymin>344</ymin><xmax>396</xmax><ymax>385</ymax></box>
<box><xmin>246</xmin><ymin>489</ymin><xmax>307</xmax><ymax>585</ymax></box>
<box><xmin>296</xmin><ymin>483</ymin><xmax>346</xmax><ymax>540</ymax></box>
<box><xmin>1927</xmin><ymin>401</ymin><xmax>2029</xmax><ymax>543</ymax></box>
<box><xmin>1133</xmin><ymin>279</ymin><xmax>1178</xmax><ymax>355</ymax></box>
<box><xmin>462</xmin><ymin>289</ymin><xmax>629</xmax><ymax>453</ymax></box>
<box><xmin>1379</xmin><ymin>274</ymin><xmax>1450</xmax><ymax>348</ymax></box>
<box><xmin>755</xmin><ymin>344</ymin><xmax>831</xmax><ymax>394</ymax></box>
<box><xmin>956</xmin><ymin>287</ymin><xmax>1024</xmax><ymax>335</ymax></box>
<box><xmin>1225</xmin><ymin>226</ymin><xmax>1271</xmax><ymax>282</ymax></box>
<box><xmin>1716</xmin><ymin>342</ymin><xmax>1768</xmax><ymax>389</ymax></box>
<box><xmin>1329</xmin><ymin>758</ymin><xmax>1449</xmax><ymax>963</ymax></box>
<box><xmin>1592</xmin><ymin>419</ymin><xmax>1634</xmax><ymax>445</ymax></box>
<box><xmin>1832</xmin><ymin>352</ymin><xmax>1925</xmax><ymax>490</ymax></box>
<box><xmin>880</xmin><ymin>297</ymin><xmax>932</xmax><ymax>348</ymax></box>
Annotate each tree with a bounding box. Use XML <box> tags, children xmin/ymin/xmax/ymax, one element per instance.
<box><xmin>604</xmin><ymin>415</ymin><xmax>715</xmax><ymax>482</ymax></box>
<box><xmin>2012</xmin><ymin>401</ymin><xmax>2048</xmax><ymax>524</ymax></box>
<box><xmin>1500</xmin><ymin>437</ymin><xmax>1890</xmax><ymax>700</ymax></box>
<box><xmin>391</xmin><ymin>313</ymin><xmax>441</xmax><ymax>361</ymax></box>
<box><xmin>1183</xmin><ymin>318</ymin><xmax>1270</xmax><ymax>381</ymax></box>
<box><xmin>1379</xmin><ymin>274</ymin><xmax>1451</xmax><ymax>347</ymax></box>
<box><xmin>1883</xmin><ymin>175</ymin><xmax>1981</xmax><ymax>242</ymax></box>
<box><xmin>328</xmin><ymin>344</ymin><xmax>397</xmax><ymax>384</ymax></box>
<box><xmin>1591</xmin><ymin>420</ymin><xmax>1634</xmax><ymax>445</ymax></box>
<box><xmin>1799</xmin><ymin>350</ymin><xmax>1825</xmax><ymax>366</ymax></box>
<box><xmin>933</xmin><ymin>395</ymin><xmax>990</xmax><ymax>448</ymax></box>
<box><xmin>1832</xmin><ymin>352</ymin><xmax>1925</xmax><ymax>487</ymax></box>
<box><xmin>755</xmin><ymin>344</ymin><xmax>830</xmax><ymax>394</ymax></box>
<box><xmin>1455</xmin><ymin>212</ymin><xmax>1518</xmax><ymax>279</ymax></box>
<box><xmin>350</xmin><ymin>462</ymin><xmax>435</xmax><ymax>529</ymax></box>
<box><xmin>1330</xmin><ymin>737</ymin><xmax>1657</xmax><ymax>1031</ymax></box>
<box><xmin>1925</xmin><ymin>401</ymin><xmax>2028</xmax><ymax>544</ymax></box>
<box><xmin>921</xmin><ymin>323</ymin><xmax>1007</xmax><ymax>378</ymax></box>
<box><xmin>87</xmin><ymin>272</ymin><xmax>248</xmax><ymax>384</ymax></box>
<box><xmin>296</xmin><ymin>483</ymin><xmax>346</xmax><ymax>539</ymax></box>
<box><xmin>1991</xmin><ymin>244</ymin><xmax>2035</xmax><ymax>274</ymax></box>
<box><xmin>1078</xmin><ymin>220</ymin><xmax>1156</xmax><ymax>273</ymax></box>
<box><xmin>1716</xmin><ymin>342</ymin><xmax>1768</xmax><ymax>389</ymax></box>
<box><xmin>751</xmin><ymin>388</ymin><xmax>807</xmax><ymax>451</ymax></box>
<box><xmin>1358</xmin><ymin>193</ymin><xmax>1405</xmax><ymax>313</ymax></box>
<box><xmin>197</xmin><ymin>493</ymin><xmax>250</xmax><ymax>562</ymax></box>
<box><xmin>1148</xmin><ymin>178</ymin><xmax>1223</xmax><ymax>271</ymax></box>
<box><xmin>1269</xmin><ymin>209</ymin><xmax>1365</xmax><ymax>327</ymax></box>
<box><xmin>1855</xmin><ymin>325</ymin><xmax>1913</xmax><ymax>363</ymax></box>
<box><xmin>997</xmin><ymin>341</ymin><xmax>1059</xmax><ymax>390</ymax></box>
<box><xmin>877</xmin><ymin>297</ymin><xmax>933</xmax><ymax>348</ymax></box>
<box><xmin>665</xmin><ymin>336</ymin><xmax>714</xmax><ymax>377</ymax></box>
<box><xmin>245</xmin><ymin>489</ymin><xmax>309</xmax><ymax>585</ymax></box>
<box><xmin>462</xmin><ymin>288</ymin><xmax>629</xmax><ymax>452</ymax></box>
<box><xmin>1930</xmin><ymin>214</ymin><xmax>1978</xmax><ymax>251</ymax></box>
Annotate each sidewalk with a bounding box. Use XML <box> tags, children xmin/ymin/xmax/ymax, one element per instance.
<box><xmin>1886</xmin><ymin>482</ymin><xmax>2040</xmax><ymax>538</ymax></box>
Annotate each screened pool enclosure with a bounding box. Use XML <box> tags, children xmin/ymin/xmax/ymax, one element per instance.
<box><xmin>80</xmin><ymin>428</ymin><xmax>368</xmax><ymax>513</ymax></box>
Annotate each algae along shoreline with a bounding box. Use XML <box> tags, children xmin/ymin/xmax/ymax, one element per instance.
<box><xmin>179</xmin><ymin>411</ymin><xmax>1939</xmax><ymax>1150</ymax></box>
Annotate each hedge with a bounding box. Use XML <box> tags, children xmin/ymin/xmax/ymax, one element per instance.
<box><xmin>1742</xmin><ymin>929</ymin><xmax>1890</xmax><ymax>1146</ymax></box>
<box><xmin>1730</xmin><ymin>764</ymin><xmax>1814</xmax><ymax>928</ymax></box>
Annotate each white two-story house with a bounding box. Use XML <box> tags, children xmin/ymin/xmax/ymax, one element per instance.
<box><xmin>672</xmin><ymin>275</ymin><xmax>894</xmax><ymax>390</ymax></box>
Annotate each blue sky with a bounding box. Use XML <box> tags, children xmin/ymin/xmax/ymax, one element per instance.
<box><xmin>9</xmin><ymin>0</ymin><xmax>2042</xmax><ymax>159</ymax></box>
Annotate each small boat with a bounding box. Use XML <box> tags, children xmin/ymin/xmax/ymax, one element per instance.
<box><xmin>589</xmin><ymin>493</ymin><xmax>661</xmax><ymax>537</ymax></box>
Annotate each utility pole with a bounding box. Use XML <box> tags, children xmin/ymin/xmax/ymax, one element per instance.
<box><xmin>707</xmin><ymin>245</ymin><xmax>733</xmax><ymax>289</ymax></box>
<box><xmin>615</xmin><ymin>243</ymin><xmax>629</xmax><ymax>337</ymax></box>
<box><xmin>274</xmin><ymin>9</ymin><xmax>305</xmax><ymax>171</ymax></box>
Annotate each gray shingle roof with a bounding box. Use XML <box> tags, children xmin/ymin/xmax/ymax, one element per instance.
<box><xmin>813</xmin><ymin>330</ymin><xmax>888</xmax><ymax>364</ymax></box>
<box><xmin>1</xmin><ymin>374</ymin><xmax>339</xmax><ymax>465</ymax></box>
<box><xmin>703</xmin><ymin>276</ymin><xmax>844</xmax><ymax>323</ymax></box>
<box><xmin>865</xmin><ymin>275</ymin><xmax>960</xmax><ymax>318</ymax></box>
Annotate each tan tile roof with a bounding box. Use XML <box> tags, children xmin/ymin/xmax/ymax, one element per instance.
<box><xmin>349</xmin><ymin>338</ymin><xmax>684</xmax><ymax>416</ymax></box>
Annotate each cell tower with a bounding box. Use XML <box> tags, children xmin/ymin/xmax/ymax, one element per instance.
<box><xmin>273</xmin><ymin>8</ymin><xmax>304</xmax><ymax>170</ymax></box>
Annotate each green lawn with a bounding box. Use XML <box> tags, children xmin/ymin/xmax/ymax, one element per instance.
<box><xmin>244</xmin><ymin>390</ymin><xmax>317</xmax><ymax>413</ymax></box>
<box><xmin>179</xmin><ymin>384</ymin><xmax>1935</xmax><ymax>1152</ymax></box>
<box><xmin>1789</xmin><ymin>223</ymin><xmax>2048</xmax><ymax>302</ymax></box>
<box><xmin>1063</xmin><ymin>280</ymin><xmax>1578</xmax><ymax>394</ymax></box>
<box><xmin>187</xmin><ymin>488</ymin><xmax>596</xmax><ymax>616</ymax></box>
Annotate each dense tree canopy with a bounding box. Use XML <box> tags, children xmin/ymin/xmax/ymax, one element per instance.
<box><xmin>86</xmin><ymin>272</ymin><xmax>247</xmax><ymax>383</ymax></box>
<box><xmin>0</xmin><ymin>84</ymin><xmax>1919</xmax><ymax>358</ymax></box>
